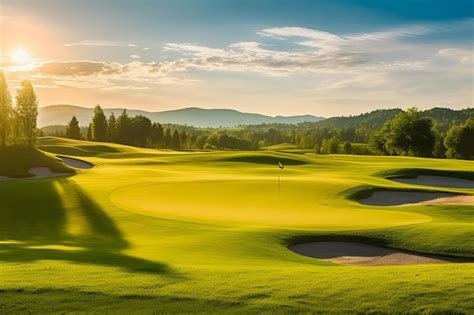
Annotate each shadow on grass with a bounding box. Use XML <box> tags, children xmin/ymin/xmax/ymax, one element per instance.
<box><xmin>0</xmin><ymin>179</ymin><xmax>173</xmax><ymax>275</ymax></box>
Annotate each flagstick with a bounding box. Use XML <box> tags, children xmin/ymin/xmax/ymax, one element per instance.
<box><xmin>278</xmin><ymin>173</ymin><xmax>281</xmax><ymax>199</ymax></box>
<box><xmin>277</xmin><ymin>161</ymin><xmax>284</xmax><ymax>200</ymax></box>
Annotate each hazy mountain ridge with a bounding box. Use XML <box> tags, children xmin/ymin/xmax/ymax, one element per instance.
<box><xmin>38</xmin><ymin>105</ymin><xmax>324</xmax><ymax>128</ymax></box>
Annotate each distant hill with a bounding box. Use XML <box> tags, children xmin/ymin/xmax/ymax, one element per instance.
<box><xmin>302</xmin><ymin>107</ymin><xmax>473</xmax><ymax>133</ymax></box>
<box><xmin>38</xmin><ymin>105</ymin><xmax>324</xmax><ymax>128</ymax></box>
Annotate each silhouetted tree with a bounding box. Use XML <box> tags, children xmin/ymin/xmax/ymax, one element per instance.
<box><xmin>66</xmin><ymin>116</ymin><xmax>82</xmax><ymax>140</ymax></box>
<box><xmin>150</xmin><ymin>123</ymin><xmax>163</xmax><ymax>148</ymax></box>
<box><xmin>163</xmin><ymin>128</ymin><xmax>171</xmax><ymax>148</ymax></box>
<box><xmin>117</xmin><ymin>109</ymin><xmax>131</xmax><ymax>144</ymax></box>
<box><xmin>343</xmin><ymin>141</ymin><xmax>353</xmax><ymax>154</ymax></box>
<box><xmin>86</xmin><ymin>124</ymin><xmax>93</xmax><ymax>141</ymax></box>
<box><xmin>15</xmin><ymin>79</ymin><xmax>38</xmax><ymax>147</ymax></box>
<box><xmin>171</xmin><ymin>130</ymin><xmax>181</xmax><ymax>149</ymax></box>
<box><xmin>179</xmin><ymin>131</ymin><xmax>188</xmax><ymax>149</ymax></box>
<box><xmin>92</xmin><ymin>105</ymin><xmax>108</xmax><ymax>141</ymax></box>
<box><xmin>107</xmin><ymin>112</ymin><xmax>118</xmax><ymax>142</ymax></box>
<box><xmin>0</xmin><ymin>71</ymin><xmax>12</xmax><ymax>147</ymax></box>
<box><xmin>130</xmin><ymin>115</ymin><xmax>152</xmax><ymax>147</ymax></box>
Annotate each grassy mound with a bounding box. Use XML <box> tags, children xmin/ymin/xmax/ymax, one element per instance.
<box><xmin>0</xmin><ymin>146</ymin><xmax>75</xmax><ymax>177</ymax></box>
<box><xmin>38</xmin><ymin>137</ymin><xmax>138</xmax><ymax>157</ymax></box>
<box><xmin>216</xmin><ymin>152</ymin><xmax>309</xmax><ymax>165</ymax></box>
<box><xmin>260</xmin><ymin>143</ymin><xmax>298</xmax><ymax>150</ymax></box>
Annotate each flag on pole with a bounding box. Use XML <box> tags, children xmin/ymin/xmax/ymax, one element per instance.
<box><xmin>278</xmin><ymin>161</ymin><xmax>284</xmax><ymax>170</ymax></box>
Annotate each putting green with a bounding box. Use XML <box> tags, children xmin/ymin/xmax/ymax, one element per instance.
<box><xmin>110</xmin><ymin>180</ymin><xmax>430</xmax><ymax>228</ymax></box>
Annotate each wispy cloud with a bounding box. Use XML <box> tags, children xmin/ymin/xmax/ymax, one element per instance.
<box><xmin>64</xmin><ymin>40</ymin><xmax>125</xmax><ymax>47</ymax></box>
<box><xmin>346</xmin><ymin>25</ymin><xmax>431</xmax><ymax>41</ymax></box>
<box><xmin>259</xmin><ymin>27</ymin><xmax>343</xmax><ymax>41</ymax></box>
<box><xmin>438</xmin><ymin>48</ymin><xmax>473</xmax><ymax>64</ymax></box>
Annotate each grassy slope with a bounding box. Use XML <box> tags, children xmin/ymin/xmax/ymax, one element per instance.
<box><xmin>0</xmin><ymin>146</ymin><xmax>75</xmax><ymax>177</ymax></box>
<box><xmin>0</xmin><ymin>137</ymin><xmax>473</xmax><ymax>313</ymax></box>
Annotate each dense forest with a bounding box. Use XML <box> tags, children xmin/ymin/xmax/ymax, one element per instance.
<box><xmin>1</xmin><ymin>71</ymin><xmax>473</xmax><ymax>160</ymax></box>
<box><xmin>56</xmin><ymin>105</ymin><xmax>473</xmax><ymax>160</ymax></box>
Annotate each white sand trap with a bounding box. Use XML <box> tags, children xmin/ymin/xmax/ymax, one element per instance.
<box><xmin>289</xmin><ymin>242</ymin><xmax>470</xmax><ymax>266</ymax></box>
<box><xmin>359</xmin><ymin>191</ymin><xmax>474</xmax><ymax>206</ymax></box>
<box><xmin>390</xmin><ymin>175</ymin><xmax>474</xmax><ymax>189</ymax></box>
<box><xmin>0</xmin><ymin>167</ymin><xmax>71</xmax><ymax>182</ymax></box>
<box><xmin>58</xmin><ymin>156</ymin><xmax>93</xmax><ymax>169</ymax></box>
<box><xmin>29</xmin><ymin>167</ymin><xmax>71</xmax><ymax>178</ymax></box>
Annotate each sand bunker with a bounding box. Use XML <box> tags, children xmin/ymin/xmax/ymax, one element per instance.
<box><xmin>0</xmin><ymin>167</ymin><xmax>71</xmax><ymax>182</ymax></box>
<box><xmin>390</xmin><ymin>175</ymin><xmax>474</xmax><ymax>189</ymax></box>
<box><xmin>359</xmin><ymin>191</ymin><xmax>474</xmax><ymax>206</ymax></box>
<box><xmin>289</xmin><ymin>241</ymin><xmax>470</xmax><ymax>266</ymax></box>
<box><xmin>28</xmin><ymin>167</ymin><xmax>71</xmax><ymax>178</ymax></box>
<box><xmin>58</xmin><ymin>156</ymin><xmax>93</xmax><ymax>169</ymax></box>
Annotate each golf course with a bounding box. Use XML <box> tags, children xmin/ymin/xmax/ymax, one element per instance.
<box><xmin>1</xmin><ymin>136</ymin><xmax>473</xmax><ymax>313</ymax></box>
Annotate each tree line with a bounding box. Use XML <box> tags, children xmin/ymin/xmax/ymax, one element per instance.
<box><xmin>0</xmin><ymin>72</ymin><xmax>39</xmax><ymax>148</ymax></box>
<box><xmin>62</xmin><ymin>105</ymin><xmax>472</xmax><ymax>159</ymax></box>
<box><xmin>66</xmin><ymin>105</ymin><xmax>253</xmax><ymax>150</ymax></box>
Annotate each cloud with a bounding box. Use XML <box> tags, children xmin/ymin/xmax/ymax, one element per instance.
<box><xmin>64</xmin><ymin>40</ymin><xmax>125</xmax><ymax>47</ymax></box>
<box><xmin>160</xmin><ymin>22</ymin><xmax>453</xmax><ymax>76</ymax></box>
<box><xmin>162</xmin><ymin>41</ymin><xmax>368</xmax><ymax>76</ymax></box>
<box><xmin>346</xmin><ymin>25</ymin><xmax>431</xmax><ymax>41</ymax></box>
<box><xmin>259</xmin><ymin>27</ymin><xmax>343</xmax><ymax>41</ymax></box>
<box><xmin>128</xmin><ymin>43</ymin><xmax>137</xmax><ymax>47</ymax></box>
<box><xmin>130</xmin><ymin>54</ymin><xmax>141</xmax><ymax>59</ymax></box>
<box><xmin>100</xmin><ymin>85</ymin><xmax>150</xmax><ymax>91</ymax></box>
<box><xmin>438</xmin><ymin>48</ymin><xmax>473</xmax><ymax>64</ymax></box>
<box><xmin>5</xmin><ymin>60</ymin><xmax>188</xmax><ymax>90</ymax></box>
<box><xmin>33</xmin><ymin>61</ymin><xmax>126</xmax><ymax>76</ymax></box>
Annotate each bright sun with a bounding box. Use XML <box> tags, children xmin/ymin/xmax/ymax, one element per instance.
<box><xmin>10</xmin><ymin>48</ymin><xmax>31</xmax><ymax>64</ymax></box>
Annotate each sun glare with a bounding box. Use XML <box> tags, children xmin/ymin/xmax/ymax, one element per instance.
<box><xmin>10</xmin><ymin>48</ymin><xmax>31</xmax><ymax>64</ymax></box>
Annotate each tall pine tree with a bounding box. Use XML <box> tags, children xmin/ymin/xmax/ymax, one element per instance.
<box><xmin>117</xmin><ymin>109</ymin><xmax>131</xmax><ymax>144</ymax></box>
<box><xmin>91</xmin><ymin>105</ymin><xmax>108</xmax><ymax>141</ymax></box>
<box><xmin>107</xmin><ymin>112</ymin><xmax>118</xmax><ymax>142</ymax></box>
<box><xmin>66</xmin><ymin>116</ymin><xmax>82</xmax><ymax>140</ymax></box>
<box><xmin>15</xmin><ymin>80</ymin><xmax>38</xmax><ymax>147</ymax></box>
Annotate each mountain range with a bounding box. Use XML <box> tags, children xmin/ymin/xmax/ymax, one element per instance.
<box><xmin>38</xmin><ymin>105</ymin><xmax>324</xmax><ymax>128</ymax></box>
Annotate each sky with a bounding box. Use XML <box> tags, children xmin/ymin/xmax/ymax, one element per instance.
<box><xmin>1</xmin><ymin>0</ymin><xmax>473</xmax><ymax>117</ymax></box>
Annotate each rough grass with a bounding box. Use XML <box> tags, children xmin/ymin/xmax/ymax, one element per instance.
<box><xmin>0</xmin><ymin>136</ymin><xmax>473</xmax><ymax>313</ymax></box>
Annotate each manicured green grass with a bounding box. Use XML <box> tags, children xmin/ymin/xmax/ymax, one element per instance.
<box><xmin>0</xmin><ymin>146</ymin><xmax>74</xmax><ymax>177</ymax></box>
<box><xmin>0</xmin><ymin>137</ymin><xmax>473</xmax><ymax>313</ymax></box>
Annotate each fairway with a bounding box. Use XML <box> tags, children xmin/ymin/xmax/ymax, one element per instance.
<box><xmin>1</xmin><ymin>137</ymin><xmax>473</xmax><ymax>313</ymax></box>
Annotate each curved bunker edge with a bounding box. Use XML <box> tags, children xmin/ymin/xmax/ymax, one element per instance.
<box><xmin>58</xmin><ymin>155</ymin><xmax>94</xmax><ymax>169</ymax></box>
<box><xmin>389</xmin><ymin>175</ymin><xmax>474</xmax><ymax>189</ymax></box>
<box><xmin>0</xmin><ymin>167</ymin><xmax>73</xmax><ymax>181</ymax></box>
<box><xmin>344</xmin><ymin>185</ymin><xmax>474</xmax><ymax>206</ymax></box>
<box><xmin>288</xmin><ymin>241</ymin><xmax>473</xmax><ymax>266</ymax></box>
<box><xmin>359</xmin><ymin>190</ymin><xmax>474</xmax><ymax>206</ymax></box>
<box><xmin>376</xmin><ymin>168</ymin><xmax>474</xmax><ymax>189</ymax></box>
